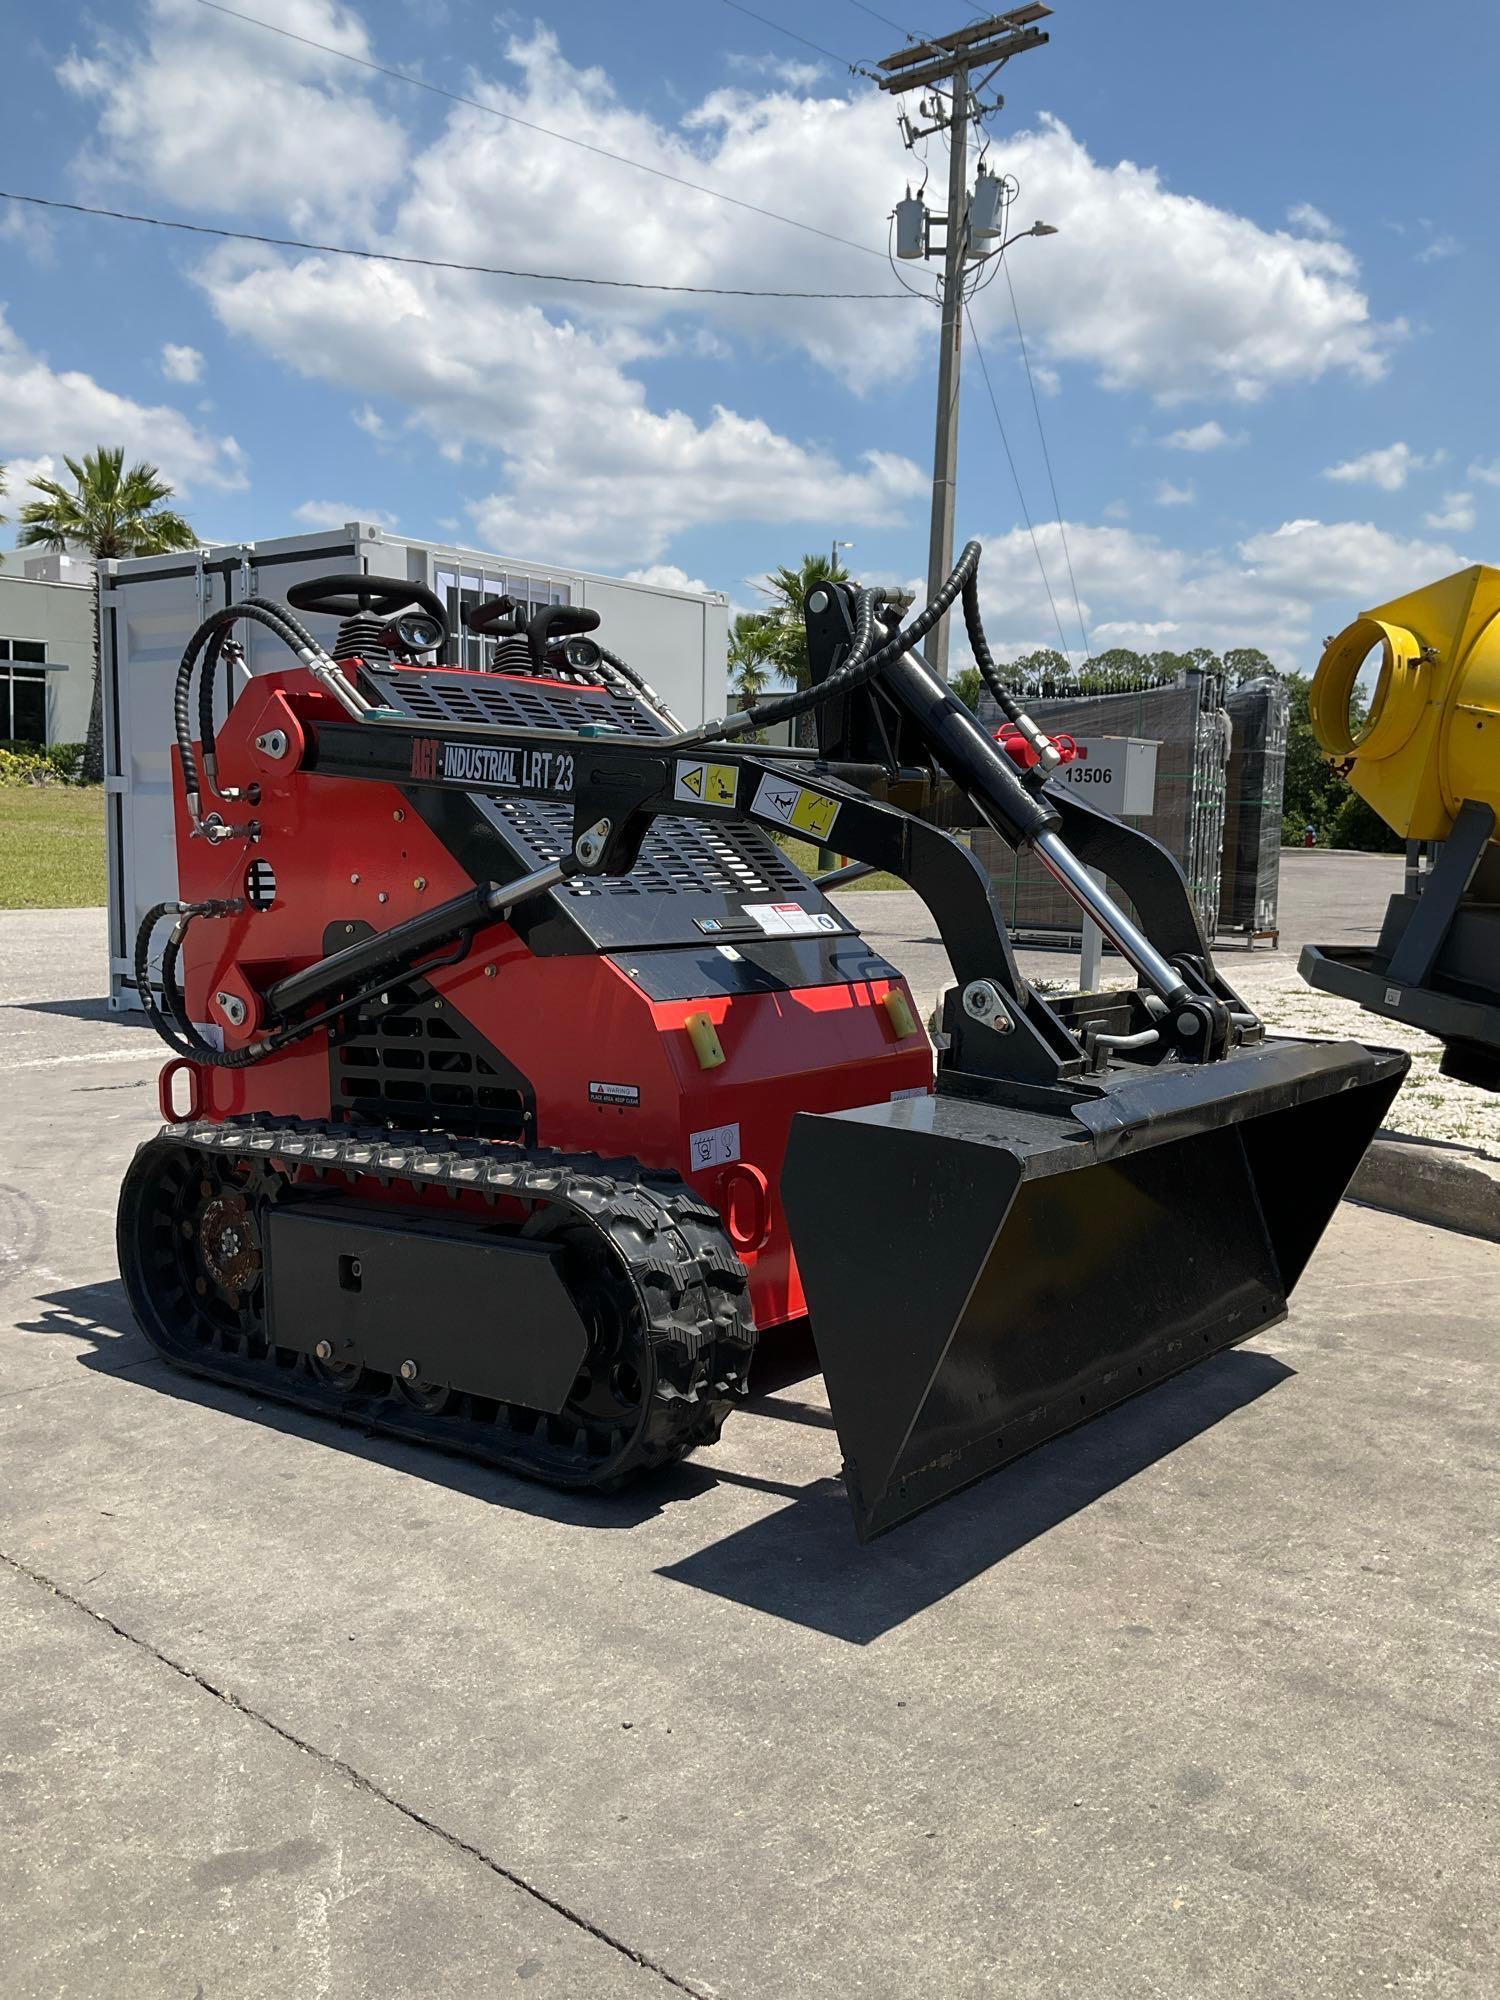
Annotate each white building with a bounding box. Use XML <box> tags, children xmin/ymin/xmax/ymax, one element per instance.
<box><xmin>0</xmin><ymin>551</ymin><xmax>95</xmax><ymax>748</ymax></box>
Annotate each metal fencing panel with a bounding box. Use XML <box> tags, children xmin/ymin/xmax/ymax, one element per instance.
<box><xmin>1219</xmin><ymin>678</ymin><xmax>1289</xmax><ymax>938</ymax></box>
<box><xmin>973</xmin><ymin>670</ymin><xmax>1230</xmax><ymax>937</ymax></box>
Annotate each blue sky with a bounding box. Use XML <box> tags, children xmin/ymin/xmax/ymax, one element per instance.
<box><xmin>2</xmin><ymin>0</ymin><xmax>1496</xmax><ymax>668</ymax></box>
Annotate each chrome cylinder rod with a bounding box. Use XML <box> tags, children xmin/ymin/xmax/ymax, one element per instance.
<box><xmin>1030</xmin><ymin>829</ymin><xmax>1192</xmax><ymax>1008</ymax></box>
<box><xmin>486</xmin><ymin>861</ymin><xmax>569</xmax><ymax>919</ymax></box>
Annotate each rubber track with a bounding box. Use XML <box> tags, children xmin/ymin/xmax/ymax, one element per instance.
<box><xmin>119</xmin><ymin>1117</ymin><xmax>757</xmax><ymax>1491</ymax></box>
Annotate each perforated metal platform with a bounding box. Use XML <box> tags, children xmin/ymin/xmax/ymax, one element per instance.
<box><xmin>367</xmin><ymin>663</ymin><xmax>812</xmax><ymax>907</ymax></box>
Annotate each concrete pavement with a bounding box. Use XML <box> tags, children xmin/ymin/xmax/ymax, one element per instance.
<box><xmin>1</xmin><ymin>897</ymin><xmax>1496</xmax><ymax>1998</ymax></box>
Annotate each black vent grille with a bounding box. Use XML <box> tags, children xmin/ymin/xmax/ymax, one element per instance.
<box><xmin>332</xmin><ymin>981</ymin><xmax>532</xmax><ymax>1140</ymax></box>
<box><xmin>366</xmin><ymin>665</ymin><xmax>664</xmax><ymax>740</ymax></box>
<box><xmin>369</xmin><ymin>665</ymin><xmax>809</xmax><ymax>902</ymax></box>
<box><xmin>488</xmin><ymin>796</ymin><xmax>807</xmax><ymax>901</ymax></box>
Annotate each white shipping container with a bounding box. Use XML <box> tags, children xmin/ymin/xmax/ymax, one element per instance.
<box><xmin>100</xmin><ymin>522</ymin><xmax>728</xmax><ymax>1011</ymax></box>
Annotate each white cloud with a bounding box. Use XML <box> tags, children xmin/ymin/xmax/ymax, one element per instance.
<box><xmin>1161</xmin><ymin>420</ymin><xmax>1246</xmax><ymax>452</ymax></box>
<box><xmin>1468</xmin><ymin>457</ymin><xmax>1500</xmax><ymax>488</ymax></box>
<box><xmin>1322</xmin><ymin>441</ymin><xmax>1433</xmax><ymax>492</ymax></box>
<box><xmin>724</xmin><ymin>52</ymin><xmax>824</xmax><ymax>90</ymax></box>
<box><xmin>58</xmin><ymin>17</ymin><xmax>1406</xmax><ymax>568</ymax></box>
<box><xmin>1102</xmin><ymin>499</ymin><xmax>1130</xmax><ymax>521</ymax></box>
<box><xmin>1424</xmin><ymin>491</ymin><xmax>1475</xmax><ymax>533</ymax></box>
<box><xmin>72</xmin><ymin>20</ymin><xmax>1400</xmax><ymax>407</ymax></box>
<box><xmin>1154</xmin><ymin>479</ymin><xmax>1195</xmax><ymax>507</ymax></box>
<box><xmin>1287</xmin><ymin>202</ymin><xmax>1338</xmax><ymax>237</ymax></box>
<box><xmin>0</xmin><ymin>305</ymin><xmax>244</xmax><ymax>496</ymax></box>
<box><xmin>966</xmin><ymin>114</ymin><xmax>1396</xmax><ymax>404</ymax></box>
<box><xmin>292</xmin><ymin>500</ymin><xmax>398</xmax><ymax>530</ymax></box>
<box><xmin>971</xmin><ymin>515</ymin><xmax>1468</xmax><ymax>670</ymax></box>
<box><xmin>161</xmin><ymin>341</ymin><xmax>203</xmax><ymax>383</ymax></box>
<box><xmin>352</xmin><ymin>403</ymin><xmax>385</xmax><ymax>437</ymax></box>
<box><xmin>0</xmin><ymin>454</ymin><xmax>61</xmax><ymax>513</ymax></box>
<box><xmin>58</xmin><ymin>0</ymin><xmax>407</xmax><ymax>228</ymax></box>
<box><xmin>1415</xmin><ymin>227</ymin><xmax>1462</xmax><ymax>265</ymax></box>
<box><xmin>622</xmin><ymin>564</ymin><xmax>713</xmax><ymax>596</ymax></box>
<box><xmin>199</xmin><ymin>250</ymin><xmax>923</xmax><ymax>568</ymax></box>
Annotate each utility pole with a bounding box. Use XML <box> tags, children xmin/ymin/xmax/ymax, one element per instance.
<box><xmin>877</xmin><ymin>7</ymin><xmax>1052</xmax><ymax>679</ymax></box>
<box><xmin>927</xmin><ymin>63</ymin><xmax>969</xmax><ymax>682</ymax></box>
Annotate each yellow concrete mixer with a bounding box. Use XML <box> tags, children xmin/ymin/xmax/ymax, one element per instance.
<box><xmin>1299</xmin><ymin>564</ymin><xmax>1500</xmax><ymax>1088</ymax></box>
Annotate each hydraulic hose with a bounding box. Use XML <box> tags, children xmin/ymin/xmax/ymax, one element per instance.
<box><xmin>135</xmin><ymin>900</ymin><xmax>266</xmax><ymax>1069</ymax></box>
<box><xmin>960</xmin><ymin>570</ymin><xmax>1062</xmax><ymax>772</ymax></box>
<box><xmin>175</xmin><ymin>597</ymin><xmax>332</xmax><ymax>816</ymax></box>
<box><xmin>674</xmin><ymin>544</ymin><xmax>981</xmax><ymax>750</ymax></box>
<box><xmin>598</xmin><ymin>645</ymin><xmax>684</xmax><ymax>731</ymax></box>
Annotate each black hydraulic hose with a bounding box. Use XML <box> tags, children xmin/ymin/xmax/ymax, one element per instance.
<box><xmin>672</xmin><ymin>547</ymin><xmax>969</xmax><ymax>752</ymax></box>
<box><xmin>688</xmin><ymin>577</ymin><xmax>884</xmax><ymax>746</ymax></box>
<box><xmin>597</xmin><ymin>645</ymin><xmax>682</xmax><ymax>729</ymax></box>
<box><xmin>960</xmin><ymin>570</ymin><xmax>1026</xmax><ymax>728</ymax></box>
<box><xmin>135</xmin><ymin>900</ymin><xmax>264</xmax><ymax>1068</ymax></box>
<box><xmin>175</xmin><ymin>597</ymin><xmax>327</xmax><ymax>809</ymax></box>
<box><xmin>196</xmin><ymin>623</ymin><xmax>229</xmax><ymax>778</ymax></box>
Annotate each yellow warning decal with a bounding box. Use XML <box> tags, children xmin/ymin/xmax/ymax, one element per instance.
<box><xmin>751</xmin><ymin>771</ymin><xmax>840</xmax><ymax>842</ymax></box>
<box><xmin>674</xmin><ymin>759</ymin><xmax>739</xmax><ymax>810</ymax></box>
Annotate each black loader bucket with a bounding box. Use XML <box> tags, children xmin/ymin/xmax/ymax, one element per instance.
<box><xmin>781</xmin><ymin>1037</ymin><xmax>1407</xmax><ymax>1540</ymax></box>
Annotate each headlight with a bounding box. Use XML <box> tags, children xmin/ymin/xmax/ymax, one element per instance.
<box><xmin>395</xmin><ymin>613</ymin><xmax>443</xmax><ymax>653</ymax></box>
<box><xmin>563</xmin><ymin>637</ymin><xmax>602</xmax><ymax>671</ymax></box>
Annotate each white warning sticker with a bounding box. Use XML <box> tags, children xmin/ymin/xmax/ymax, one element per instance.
<box><xmin>674</xmin><ymin>758</ymin><xmax>739</xmax><ymax>810</ymax></box>
<box><xmin>751</xmin><ymin>771</ymin><xmax>840</xmax><ymax>841</ymax></box>
<box><xmin>742</xmin><ymin>902</ymin><xmax>841</xmax><ymax>937</ymax></box>
<box><xmin>688</xmin><ymin>1121</ymin><xmax>741</xmax><ymax>1172</ymax></box>
<box><xmin>889</xmin><ymin>1086</ymin><xmax>929</xmax><ymax>1101</ymax></box>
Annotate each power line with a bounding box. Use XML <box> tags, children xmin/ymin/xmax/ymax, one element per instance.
<box><xmin>717</xmin><ymin>0</ymin><xmax>873</xmax><ymax>74</ymax></box>
<box><xmin>0</xmin><ymin>190</ymin><xmax>915</xmax><ymax>301</ymax></box>
<box><xmin>963</xmin><ymin>302</ymin><xmax>1074</xmax><ymax>661</ymax></box>
<box><xmin>1001</xmin><ymin>255</ymin><xmax>1091</xmax><ymax>658</ymax></box>
<box><xmin>842</xmin><ymin>0</ymin><xmax>941</xmax><ymax>48</ymax></box>
<box><xmin>194</xmin><ymin>0</ymin><xmax>888</xmax><ymax>263</ymax></box>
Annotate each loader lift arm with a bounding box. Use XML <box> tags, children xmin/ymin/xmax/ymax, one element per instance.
<box><xmin>285</xmin><ymin>603</ymin><xmax>1248</xmax><ymax>1084</ymax></box>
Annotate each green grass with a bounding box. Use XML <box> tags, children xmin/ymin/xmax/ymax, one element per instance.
<box><xmin>0</xmin><ymin>785</ymin><xmax>107</xmax><ymax>908</ymax></box>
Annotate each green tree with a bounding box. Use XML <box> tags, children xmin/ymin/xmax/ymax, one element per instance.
<box><xmin>1223</xmin><ymin>646</ymin><xmax>1279</xmax><ymax>686</ymax></box>
<box><xmin>1000</xmin><ymin>648</ymin><xmax>1074</xmax><ymax>697</ymax></box>
<box><xmin>18</xmin><ymin>448</ymin><xmax>196</xmax><ymax>782</ymax></box>
<box><xmin>951</xmin><ymin>664</ymin><xmax>984</xmax><ymax>711</ymax></box>
<box><xmin>727</xmin><ymin>610</ymin><xmax>778</xmax><ymax>708</ymax></box>
<box><xmin>758</xmin><ymin>551</ymin><xmax>852</xmax><ymax>690</ymax></box>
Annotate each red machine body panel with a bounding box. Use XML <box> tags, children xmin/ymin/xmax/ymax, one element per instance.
<box><xmin>167</xmin><ymin>665</ymin><xmax>933</xmax><ymax>1330</ymax></box>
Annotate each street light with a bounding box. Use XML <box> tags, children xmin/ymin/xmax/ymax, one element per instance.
<box><xmin>971</xmin><ymin>220</ymin><xmax>1058</xmax><ymax>265</ymax></box>
<box><xmin>831</xmin><ymin>538</ymin><xmax>855</xmax><ymax>569</ymax></box>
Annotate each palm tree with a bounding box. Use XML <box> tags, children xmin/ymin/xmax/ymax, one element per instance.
<box><xmin>18</xmin><ymin>448</ymin><xmax>197</xmax><ymax>781</ymax></box>
<box><xmin>759</xmin><ymin>551</ymin><xmax>852</xmax><ymax>690</ymax></box>
<box><xmin>727</xmin><ymin>611</ymin><xmax>777</xmax><ymax>710</ymax></box>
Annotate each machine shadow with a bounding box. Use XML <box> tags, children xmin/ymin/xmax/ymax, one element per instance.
<box><xmin>11</xmin><ymin>997</ymin><xmax>155</xmax><ymax>1027</ymax></box>
<box><xmin>22</xmin><ymin>1284</ymin><xmax>1291</xmax><ymax>1596</ymax></box>
<box><xmin>22</xmin><ymin>1281</ymin><xmax>716</xmax><ymax>1533</ymax></box>
<box><xmin>660</xmin><ymin>1347</ymin><xmax>1295</xmax><ymax>1644</ymax></box>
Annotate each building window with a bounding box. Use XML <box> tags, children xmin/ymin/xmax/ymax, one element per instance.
<box><xmin>433</xmin><ymin>569</ymin><xmax>571</xmax><ymax>671</ymax></box>
<box><xmin>0</xmin><ymin>639</ymin><xmax>49</xmax><ymax>745</ymax></box>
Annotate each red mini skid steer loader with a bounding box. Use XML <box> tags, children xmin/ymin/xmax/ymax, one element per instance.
<box><xmin>117</xmin><ymin>547</ymin><xmax>1406</xmax><ymax>1538</ymax></box>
